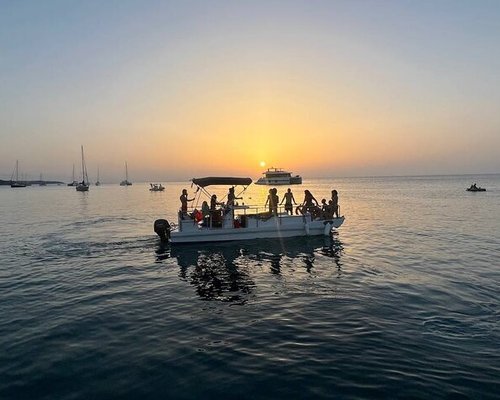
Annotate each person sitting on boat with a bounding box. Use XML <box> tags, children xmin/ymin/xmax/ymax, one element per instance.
<box><xmin>280</xmin><ymin>188</ymin><xmax>297</xmax><ymax>215</ymax></box>
<box><xmin>180</xmin><ymin>189</ymin><xmax>195</xmax><ymax>217</ymax></box>
<box><xmin>300</xmin><ymin>189</ymin><xmax>319</xmax><ymax>214</ymax></box>
<box><xmin>324</xmin><ymin>200</ymin><xmax>335</xmax><ymax>219</ymax></box>
<box><xmin>320</xmin><ymin>198</ymin><xmax>328</xmax><ymax>218</ymax></box>
<box><xmin>197</xmin><ymin>201</ymin><xmax>211</xmax><ymax>226</ymax></box>
<box><xmin>331</xmin><ymin>189</ymin><xmax>339</xmax><ymax>218</ymax></box>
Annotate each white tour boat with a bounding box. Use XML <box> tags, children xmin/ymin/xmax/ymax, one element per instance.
<box><xmin>255</xmin><ymin>167</ymin><xmax>302</xmax><ymax>185</ymax></box>
<box><xmin>154</xmin><ymin>177</ymin><xmax>344</xmax><ymax>244</ymax></box>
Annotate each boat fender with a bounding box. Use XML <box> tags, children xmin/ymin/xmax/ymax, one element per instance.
<box><xmin>154</xmin><ymin>219</ymin><xmax>171</xmax><ymax>241</ymax></box>
<box><xmin>304</xmin><ymin>221</ymin><xmax>310</xmax><ymax>235</ymax></box>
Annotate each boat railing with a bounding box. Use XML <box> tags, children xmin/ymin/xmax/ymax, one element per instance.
<box><xmin>181</xmin><ymin>203</ymin><xmax>291</xmax><ymax>216</ymax></box>
<box><xmin>178</xmin><ymin>203</ymin><xmax>318</xmax><ymax>230</ymax></box>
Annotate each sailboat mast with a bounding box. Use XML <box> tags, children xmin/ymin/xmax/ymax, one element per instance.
<box><xmin>81</xmin><ymin>145</ymin><xmax>88</xmax><ymax>184</ymax></box>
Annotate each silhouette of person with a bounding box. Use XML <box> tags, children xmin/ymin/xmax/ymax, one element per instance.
<box><xmin>227</xmin><ymin>187</ymin><xmax>242</xmax><ymax>207</ymax></box>
<box><xmin>301</xmin><ymin>189</ymin><xmax>318</xmax><ymax>214</ymax></box>
<box><xmin>180</xmin><ymin>189</ymin><xmax>194</xmax><ymax>213</ymax></box>
<box><xmin>201</xmin><ymin>201</ymin><xmax>210</xmax><ymax>217</ymax></box>
<box><xmin>210</xmin><ymin>194</ymin><xmax>222</xmax><ymax>227</ymax></box>
<box><xmin>331</xmin><ymin>189</ymin><xmax>339</xmax><ymax>218</ymax></box>
<box><xmin>280</xmin><ymin>188</ymin><xmax>297</xmax><ymax>215</ymax></box>
<box><xmin>265</xmin><ymin>188</ymin><xmax>279</xmax><ymax>214</ymax></box>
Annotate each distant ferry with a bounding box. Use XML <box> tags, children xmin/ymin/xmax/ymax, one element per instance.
<box><xmin>255</xmin><ymin>167</ymin><xmax>302</xmax><ymax>185</ymax></box>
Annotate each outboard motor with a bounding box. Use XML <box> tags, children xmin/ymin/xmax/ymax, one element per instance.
<box><xmin>154</xmin><ymin>219</ymin><xmax>171</xmax><ymax>242</ymax></box>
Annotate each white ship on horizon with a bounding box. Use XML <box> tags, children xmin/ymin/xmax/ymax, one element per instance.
<box><xmin>255</xmin><ymin>167</ymin><xmax>302</xmax><ymax>185</ymax></box>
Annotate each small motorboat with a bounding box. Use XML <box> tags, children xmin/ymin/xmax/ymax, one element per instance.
<box><xmin>467</xmin><ymin>184</ymin><xmax>486</xmax><ymax>192</ymax></box>
<box><xmin>150</xmin><ymin>183</ymin><xmax>165</xmax><ymax>192</ymax></box>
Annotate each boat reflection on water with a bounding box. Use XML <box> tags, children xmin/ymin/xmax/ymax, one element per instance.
<box><xmin>156</xmin><ymin>235</ymin><xmax>343</xmax><ymax>302</ymax></box>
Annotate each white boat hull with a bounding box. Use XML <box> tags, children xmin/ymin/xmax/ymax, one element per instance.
<box><xmin>168</xmin><ymin>214</ymin><xmax>344</xmax><ymax>244</ymax></box>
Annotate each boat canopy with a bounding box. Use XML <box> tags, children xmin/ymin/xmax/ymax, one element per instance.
<box><xmin>192</xmin><ymin>177</ymin><xmax>252</xmax><ymax>188</ymax></box>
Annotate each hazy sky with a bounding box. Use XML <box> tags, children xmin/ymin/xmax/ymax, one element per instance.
<box><xmin>1</xmin><ymin>0</ymin><xmax>500</xmax><ymax>182</ymax></box>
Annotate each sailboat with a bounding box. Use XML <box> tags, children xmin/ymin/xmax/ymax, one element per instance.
<box><xmin>119</xmin><ymin>162</ymin><xmax>132</xmax><ymax>186</ymax></box>
<box><xmin>76</xmin><ymin>146</ymin><xmax>89</xmax><ymax>192</ymax></box>
<box><xmin>95</xmin><ymin>167</ymin><xmax>101</xmax><ymax>186</ymax></box>
<box><xmin>10</xmin><ymin>160</ymin><xmax>27</xmax><ymax>188</ymax></box>
<box><xmin>39</xmin><ymin>173</ymin><xmax>47</xmax><ymax>186</ymax></box>
<box><xmin>67</xmin><ymin>164</ymin><xmax>78</xmax><ymax>186</ymax></box>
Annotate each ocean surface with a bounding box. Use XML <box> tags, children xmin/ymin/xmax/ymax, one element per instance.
<box><xmin>1</xmin><ymin>175</ymin><xmax>499</xmax><ymax>399</ymax></box>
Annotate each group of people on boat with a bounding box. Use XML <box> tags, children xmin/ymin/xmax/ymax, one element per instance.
<box><xmin>180</xmin><ymin>186</ymin><xmax>242</xmax><ymax>226</ymax></box>
<box><xmin>265</xmin><ymin>188</ymin><xmax>339</xmax><ymax>219</ymax></box>
<box><xmin>467</xmin><ymin>183</ymin><xmax>486</xmax><ymax>192</ymax></box>
<box><xmin>179</xmin><ymin>186</ymin><xmax>340</xmax><ymax>224</ymax></box>
<box><xmin>149</xmin><ymin>183</ymin><xmax>165</xmax><ymax>191</ymax></box>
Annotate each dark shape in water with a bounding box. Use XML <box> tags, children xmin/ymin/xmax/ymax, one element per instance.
<box><xmin>466</xmin><ymin>183</ymin><xmax>486</xmax><ymax>192</ymax></box>
<box><xmin>157</xmin><ymin>236</ymin><xmax>343</xmax><ymax>302</ymax></box>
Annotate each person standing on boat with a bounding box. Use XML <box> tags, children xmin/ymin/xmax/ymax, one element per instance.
<box><xmin>227</xmin><ymin>187</ymin><xmax>242</xmax><ymax>207</ymax></box>
<box><xmin>201</xmin><ymin>201</ymin><xmax>210</xmax><ymax>217</ymax></box>
<box><xmin>265</xmin><ymin>189</ymin><xmax>273</xmax><ymax>213</ymax></box>
<box><xmin>265</xmin><ymin>188</ymin><xmax>279</xmax><ymax>214</ymax></box>
<box><xmin>272</xmin><ymin>188</ymin><xmax>279</xmax><ymax>214</ymax></box>
<box><xmin>280</xmin><ymin>188</ymin><xmax>297</xmax><ymax>215</ymax></box>
<box><xmin>210</xmin><ymin>194</ymin><xmax>223</xmax><ymax>227</ymax></box>
<box><xmin>331</xmin><ymin>189</ymin><xmax>339</xmax><ymax>218</ymax></box>
<box><xmin>210</xmin><ymin>194</ymin><xmax>221</xmax><ymax>211</ymax></box>
<box><xmin>180</xmin><ymin>189</ymin><xmax>195</xmax><ymax>214</ymax></box>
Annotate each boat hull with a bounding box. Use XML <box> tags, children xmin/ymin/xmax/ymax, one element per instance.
<box><xmin>169</xmin><ymin>215</ymin><xmax>344</xmax><ymax>244</ymax></box>
<box><xmin>76</xmin><ymin>184</ymin><xmax>89</xmax><ymax>192</ymax></box>
<box><xmin>255</xmin><ymin>179</ymin><xmax>302</xmax><ymax>185</ymax></box>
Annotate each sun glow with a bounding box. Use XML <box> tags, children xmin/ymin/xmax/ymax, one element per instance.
<box><xmin>260</xmin><ymin>161</ymin><xmax>266</xmax><ymax>168</ymax></box>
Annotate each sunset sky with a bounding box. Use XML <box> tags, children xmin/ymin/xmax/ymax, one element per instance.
<box><xmin>1</xmin><ymin>1</ymin><xmax>500</xmax><ymax>182</ymax></box>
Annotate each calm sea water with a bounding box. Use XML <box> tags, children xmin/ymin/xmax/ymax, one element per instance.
<box><xmin>1</xmin><ymin>175</ymin><xmax>499</xmax><ymax>399</ymax></box>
